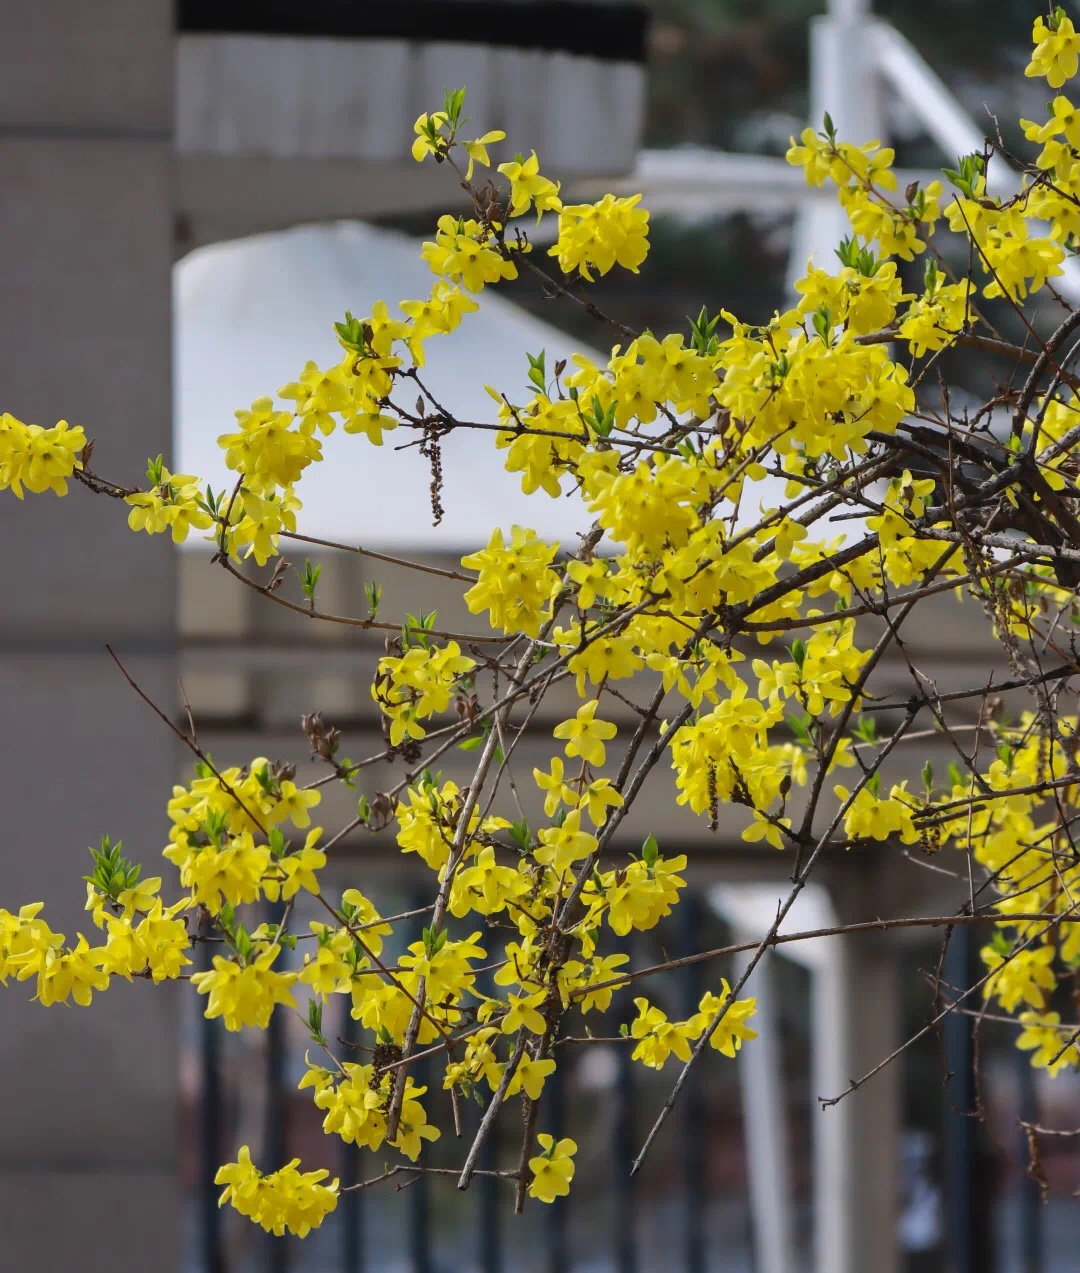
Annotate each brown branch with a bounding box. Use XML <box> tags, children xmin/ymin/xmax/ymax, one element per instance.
<box><xmin>106</xmin><ymin>644</ymin><xmax>268</xmax><ymax>835</ymax></box>
<box><xmin>630</xmin><ymin>696</ymin><xmax>921</xmax><ymax>1176</ymax></box>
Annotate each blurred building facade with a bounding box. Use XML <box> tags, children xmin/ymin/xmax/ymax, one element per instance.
<box><xmin>177</xmin><ymin>543</ymin><xmax>998</xmax><ymax>1273</ymax></box>
<box><xmin>0</xmin><ymin>4</ymin><xmax>645</xmax><ymax>1271</ymax></box>
<box><xmin>4</xmin><ymin>3</ymin><xmax>1077</xmax><ymax>1271</ymax></box>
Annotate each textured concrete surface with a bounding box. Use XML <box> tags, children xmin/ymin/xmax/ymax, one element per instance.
<box><xmin>0</xmin><ymin>5</ymin><xmax>179</xmax><ymax>1268</ymax></box>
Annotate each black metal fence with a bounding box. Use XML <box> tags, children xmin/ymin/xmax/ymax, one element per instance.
<box><xmin>186</xmin><ymin>882</ymin><xmax>763</xmax><ymax>1273</ymax></box>
<box><xmin>183</xmin><ymin>878</ymin><xmax>1076</xmax><ymax>1273</ymax></box>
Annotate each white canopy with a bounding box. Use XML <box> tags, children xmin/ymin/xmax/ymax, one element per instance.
<box><xmin>174</xmin><ymin>219</ymin><xmax>607</xmax><ymax>551</ymax></box>
<box><xmin>175</xmin><ymin>219</ymin><xmax>795</xmax><ymax>553</ymax></box>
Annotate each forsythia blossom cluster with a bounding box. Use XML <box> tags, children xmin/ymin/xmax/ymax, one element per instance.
<box><xmin>4</xmin><ymin>18</ymin><xmax>1080</xmax><ymax>1242</ymax></box>
<box><xmin>215</xmin><ymin>1146</ymin><xmax>339</xmax><ymax>1237</ymax></box>
<box><xmin>0</xmin><ymin>412</ymin><xmax>85</xmax><ymax>497</ymax></box>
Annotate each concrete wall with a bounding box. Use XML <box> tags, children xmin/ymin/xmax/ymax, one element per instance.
<box><xmin>0</xmin><ymin>5</ymin><xmax>180</xmax><ymax>1268</ymax></box>
<box><xmin>175</xmin><ymin>32</ymin><xmax>645</xmax><ymax>246</ymax></box>
<box><xmin>179</xmin><ymin>545</ymin><xmax>1007</xmax><ymax>869</ymax></box>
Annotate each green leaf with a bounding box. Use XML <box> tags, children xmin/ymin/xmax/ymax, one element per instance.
<box><xmin>299</xmin><ymin>559</ymin><xmax>321</xmax><ymax>604</ymax></box>
<box><xmin>688</xmin><ymin>305</ymin><xmax>721</xmax><ymax>355</ymax></box>
<box><xmin>442</xmin><ymin>86</ymin><xmax>467</xmax><ymax>128</ymax></box>
<box><xmin>767</xmin><ymin>352</ymin><xmax>791</xmax><ymax>385</ymax></box>
<box><xmin>923</xmin><ymin>258</ymin><xmax>940</xmax><ymax>295</ymax></box>
<box><xmin>835</xmin><ymin>235</ymin><xmax>858</xmax><ymax>269</ymax></box>
<box><xmin>508</xmin><ymin>818</ymin><xmax>531</xmax><ymax>851</ymax></box>
<box><xmin>334</xmin><ymin>310</ymin><xmax>369</xmax><ymax>352</ymax></box>
<box><xmin>943</xmin><ymin>152</ymin><xmax>985</xmax><ymax>198</ymax></box>
<box><xmin>588</xmin><ymin>394</ymin><xmax>616</xmax><ymax>438</ymax></box>
<box><xmin>402</xmin><ymin>609</ymin><xmax>437</xmax><ymax>650</ymax></box>
<box><xmin>526</xmin><ymin>349</ymin><xmax>546</xmax><ymax>394</ymax></box>
<box><xmin>307</xmin><ymin>999</ymin><xmax>326</xmax><ymax>1044</ymax></box>
<box><xmin>423</xmin><ymin>925</ymin><xmax>448</xmax><ymax>957</ymax></box>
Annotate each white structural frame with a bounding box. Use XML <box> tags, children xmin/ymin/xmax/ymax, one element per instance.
<box><xmin>611</xmin><ymin>0</ymin><xmax>1080</xmax><ymax>298</ymax></box>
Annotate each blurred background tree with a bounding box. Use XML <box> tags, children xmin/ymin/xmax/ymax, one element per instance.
<box><xmin>503</xmin><ymin>1</ymin><xmax>1061</xmax><ymax>393</ymax></box>
<box><xmin>644</xmin><ymin>0</ymin><xmax>1040</xmax><ymax>151</ymax></box>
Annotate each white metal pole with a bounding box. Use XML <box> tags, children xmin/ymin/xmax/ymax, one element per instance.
<box><xmin>734</xmin><ymin>947</ymin><xmax>798</xmax><ymax>1273</ymax></box>
<box><xmin>828</xmin><ymin>0</ymin><xmax>871</xmax><ymax>21</ymax></box>
<box><xmin>788</xmin><ymin>1</ymin><xmax>884</xmax><ymax>287</ymax></box>
<box><xmin>807</xmin><ymin>933</ymin><xmax>857</xmax><ymax>1273</ymax></box>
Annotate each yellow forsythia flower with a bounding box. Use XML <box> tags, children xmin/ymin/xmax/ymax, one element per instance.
<box><xmin>528</xmin><ymin>1134</ymin><xmax>577</xmax><ymax>1203</ymax></box>
<box><xmin>553</xmin><ymin>700</ymin><xmax>618</xmax><ymax>769</ymax></box>
<box><xmin>1026</xmin><ymin>11</ymin><xmax>1080</xmax><ymax>88</ymax></box>
<box><xmin>548</xmin><ymin>193</ymin><xmax>649</xmax><ymax>280</ymax></box>
<box><xmin>461</xmin><ymin>525</ymin><xmax>560</xmax><ymax>636</ymax></box>
<box><xmin>497</xmin><ymin>150</ymin><xmax>562</xmax><ymax>220</ymax></box>
<box><xmin>0</xmin><ymin>413</ymin><xmax>85</xmax><ymax>498</ymax></box>
<box><xmin>191</xmin><ymin>945</ymin><xmax>297</xmax><ymax>1031</ymax></box>
<box><xmin>216</xmin><ymin>1146</ymin><xmax>338</xmax><ymax>1237</ymax></box>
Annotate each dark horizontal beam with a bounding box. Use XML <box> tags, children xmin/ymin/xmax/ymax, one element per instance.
<box><xmin>177</xmin><ymin>1</ymin><xmax>648</xmax><ymax>63</ymax></box>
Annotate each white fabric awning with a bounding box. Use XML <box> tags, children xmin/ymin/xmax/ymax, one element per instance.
<box><xmin>175</xmin><ymin>219</ymin><xmax>607</xmax><ymax>551</ymax></box>
<box><xmin>175</xmin><ymin>218</ymin><xmax>801</xmax><ymax>553</ymax></box>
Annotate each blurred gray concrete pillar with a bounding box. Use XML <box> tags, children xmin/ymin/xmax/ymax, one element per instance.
<box><xmin>0</xmin><ymin>4</ymin><xmax>180</xmax><ymax>1269</ymax></box>
<box><xmin>713</xmin><ymin>878</ymin><xmax>903</xmax><ymax>1273</ymax></box>
<box><xmin>829</xmin><ymin>870</ymin><xmax>904</xmax><ymax>1273</ymax></box>
<box><xmin>840</xmin><ymin>931</ymin><xmax>902</xmax><ymax>1273</ymax></box>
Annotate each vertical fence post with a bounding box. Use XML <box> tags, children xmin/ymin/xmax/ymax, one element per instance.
<box><xmin>341</xmin><ymin>994</ymin><xmax>365</xmax><ymax>1273</ymax></box>
<box><xmin>942</xmin><ymin>925</ymin><xmax>994</xmax><ymax>1273</ymax></box>
<box><xmin>408</xmin><ymin>1066</ymin><xmax>433</xmax><ymax>1273</ymax></box>
<box><xmin>1016</xmin><ymin>1041</ymin><xmax>1042</xmax><ymax>1273</ymax></box>
<box><xmin>546</xmin><ymin>1054</ymin><xmax>569</xmax><ymax>1273</ymax></box>
<box><xmin>474</xmin><ymin>951</ymin><xmax>503</xmax><ymax>1273</ymax></box>
<box><xmin>199</xmin><ymin>936</ymin><xmax>225</xmax><ymax>1273</ymax></box>
<box><xmin>615</xmin><ymin>985</ymin><xmax>637</xmax><ymax>1273</ymax></box>
<box><xmin>681</xmin><ymin>894</ymin><xmax>706</xmax><ymax>1273</ymax></box>
<box><xmin>408</xmin><ymin>896</ymin><xmax>434</xmax><ymax>1273</ymax></box>
<box><xmin>478</xmin><ymin>1090</ymin><xmax>502</xmax><ymax>1273</ymax></box>
<box><xmin>265</xmin><ymin>901</ymin><xmax>289</xmax><ymax>1273</ymax></box>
